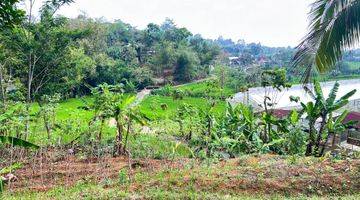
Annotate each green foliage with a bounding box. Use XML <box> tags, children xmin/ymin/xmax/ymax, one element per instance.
<box><xmin>174</xmin><ymin>47</ymin><xmax>200</xmax><ymax>83</ymax></box>
<box><xmin>0</xmin><ymin>0</ymin><xmax>24</xmax><ymax>28</ymax></box>
<box><xmin>38</xmin><ymin>94</ymin><xmax>61</xmax><ymax>140</ymax></box>
<box><xmin>152</xmin><ymin>79</ymin><xmax>234</xmax><ymax>99</ymax></box>
<box><xmin>0</xmin><ymin>163</ymin><xmax>23</xmax><ymax>175</ymax></box>
<box><xmin>129</xmin><ymin>134</ymin><xmax>191</xmax><ymax>159</ymax></box>
<box><xmin>151</xmin><ymin>84</ymin><xmax>174</xmax><ymax>96</ymax></box>
<box><xmin>139</xmin><ymin>95</ymin><xmax>226</xmax><ymax>120</ymax></box>
<box><xmin>0</xmin><ymin>4</ymin><xmax>219</xmax><ymax>101</ymax></box>
<box><xmin>261</xmin><ymin>68</ymin><xmax>291</xmax><ymax>91</ymax></box>
<box><xmin>283</xmin><ymin>111</ymin><xmax>307</xmax><ymax>155</ymax></box>
<box><xmin>118</xmin><ymin>169</ymin><xmax>129</xmax><ymax>185</ymax></box>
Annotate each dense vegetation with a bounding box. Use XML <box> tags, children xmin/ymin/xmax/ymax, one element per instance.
<box><xmin>1</xmin><ymin>0</ymin><xmax>360</xmax><ymax>199</ymax></box>
<box><xmin>0</xmin><ymin>4</ymin><xmax>220</xmax><ymax>102</ymax></box>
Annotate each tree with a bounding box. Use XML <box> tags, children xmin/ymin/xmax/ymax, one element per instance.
<box><xmin>5</xmin><ymin>0</ymin><xmax>77</xmax><ymax>139</ymax></box>
<box><xmin>293</xmin><ymin>0</ymin><xmax>360</xmax><ymax>80</ymax></box>
<box><xmin>260</xmin><ymin>69</ymin><xmax>291</xmax><ymax>143</ymax></box>
<box><xmin>151</xmin><ymin>41</ymin><xmax>176</xmax><ymax>83</ymax></box>
<box><xmin>173</xmin><ymin>47</ymin><xmax>200</xmax><ymax>83</ymax></box>
<box><xmin>0</xmin><ymin>0</ymin><xmax>24</xmax><ymax>28</ymax></box>
<box><xmin>91</xmin><ymin>84</ymin><xmax>145</xmax><ymax>156</ymax></box>
<box><xmin>38</xmin><ymin>94</ymin><xmax>61</xmax><ymax>140</ymax></box>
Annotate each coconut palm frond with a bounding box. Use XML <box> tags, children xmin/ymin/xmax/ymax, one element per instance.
<box><xmin>293</xmin><ymin>0</ymin><xmax>360</xmax><ymax>82</ymax></box>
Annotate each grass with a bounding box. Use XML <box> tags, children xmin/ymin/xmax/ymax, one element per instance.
<box><xmin>175</xmin><ymin>80</ymin><xmax>235</xmax><ymax>98</ymax></box>
<box><xmin>128</xmin><ymin>133</ymin><xmax>192</xmax><ymax>159</ymax></box>
<box><xmin>30</xmin><ymin>96</ymin><xmax>94</xmax><ymax>121</ymax></box>
<box><xmin>139</xmin><ymin>95</ymin><xmax>227</xmax><ymax>120</ymax></box>
<box><xmin>27</xmin><ymin>97</ymin><xmax>94</xmax><ymax>144</ymax></box>
<box><xmin>4</xmin><ymin>184</ymin><xmax>359</xmax><ymax>200</ymax></box>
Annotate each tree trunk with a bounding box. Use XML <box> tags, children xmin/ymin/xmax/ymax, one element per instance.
<box><xmin>123</xmin><ymin>118</ymin><xmax>132</xmax><ymax>152</ymax></box>
<box><xmin>315</xmin><ymin>115</ymin><xmax>327</xmax><ymax>155</ymax></box>
<box><xmin>98</xmin><ymin>118</ymin><xmax>105</xmax><ymax>142</ymax></box>
<box><xmin>305</xmin><ymin>123</ymin><xmax>315</xmax><ymax>156</ymax></box>
<box><xmin>136</xmin><ymin>47</ymin><xmax>142</xmax><ymax>64</ymax></box>
<box><xmin>320</xmin><ymin>132</ymin><xmax>333</xmax><ymax>156</ymax></box>
<box><xmin>187</xmin><ymin>130</ymin><xmax>192</xmax><ymax>141</ymax></box>
<box><xmin>44</xmin><ymin>116</ymin><xmax>51</xmax><ymax>140</ymax></box>
<box><xmin>207</xmin><ymin>116</ymin><xmax>211</xmax><ymax>137</ymax></box>
<box><xmin>25</xmin><ymin>53</ymin><xmax>34</xmax><ymax>140</ymax></box>
<box><xmin>0</xmin><ymin>64</ymin><xmax>6</xmax><ymax>106</ymax></box>
<box><xmin>114</xmin><ymin>116</ymin><xmax>124</xmax><ymax>156</ymax></box>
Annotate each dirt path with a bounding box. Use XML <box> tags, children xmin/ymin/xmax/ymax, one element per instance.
<box><xmin>132</xmin><ymin>88</ymin><xmax>151</xmax><ymax>106</ymax></box>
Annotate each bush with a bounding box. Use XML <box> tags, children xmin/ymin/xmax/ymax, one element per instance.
<box><xmin>151</xmin><ymin>84</ymin><xmax>174</xmax><ymax>96</ymax></box>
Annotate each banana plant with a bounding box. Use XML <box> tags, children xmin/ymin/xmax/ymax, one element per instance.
<box><xmin>299</xmin><ymin>101</ymin><xmax>321</xmax><ymax>156</ymax></box>
<box><xmin>319</xmin><ymin>110</ymin><xmax>355</xmax><ymax>156</ymax></box>
<box><xmin>122</xmin><ymin>106</ymin><xmax>148</xmax><ymax>152</ymax></box>
<box><xmin>175</xmin><ymin>103</ymin><xmax>198</xmax><ymax>140</ymax></box>
<box><xmin>302</xmin><ymin>80</ymin><xmax>356</xmax><ymax>156</ymax></box>
<box><xmin>113</xmin><ymin>95</ymin><xmax>147</xmax><ymax>156</ymax></box>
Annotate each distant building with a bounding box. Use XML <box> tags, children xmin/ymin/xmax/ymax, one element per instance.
<box><xmin>229</xmin><ymin>56</ymin><xmax>240</xmax><ymax>65</ymax></box>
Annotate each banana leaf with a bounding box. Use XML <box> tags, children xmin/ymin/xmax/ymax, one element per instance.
<box><xmin>0</xmin><ymin>136</ymin><xmax>39</xmax><ymax>149</ymax></box>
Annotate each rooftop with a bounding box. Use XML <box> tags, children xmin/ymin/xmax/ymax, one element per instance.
<box><xmin>229</xmin><ymin>79</ymin><xmax>360</xmax><ymax>111</ymax></box>
<box><xmin>343</xmin><ymin>112</ymin><xmax>360</xmax><ymax>130</ymax></box>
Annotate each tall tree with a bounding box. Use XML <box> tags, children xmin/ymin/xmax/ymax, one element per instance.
<box><xmin>174</xmin><ymin>46</ymin><xmax>200</xmax><ymax>83</ymax></box>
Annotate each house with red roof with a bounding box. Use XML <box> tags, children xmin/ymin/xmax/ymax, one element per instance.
<box><xmin>342</xmin><ymin>112</ymin><xmax>360</xmax><ymax>146</ymax></box>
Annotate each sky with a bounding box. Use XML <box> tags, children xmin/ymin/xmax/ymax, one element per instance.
<box><xmin>29</xmin><ymin>0</ymin><xmax>314</xmax><ymax>47</ymax></box>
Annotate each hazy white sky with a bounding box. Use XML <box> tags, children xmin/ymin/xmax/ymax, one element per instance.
<box><xmin>33</xmin><ymin>0</ymin><xmax>314</xmax><ymax>47</ymax></box>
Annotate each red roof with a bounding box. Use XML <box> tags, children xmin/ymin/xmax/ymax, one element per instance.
<box><xmin>343</xmin><ymin>112</ymin><xmax>360</xmax><ymax>129</ymax></box>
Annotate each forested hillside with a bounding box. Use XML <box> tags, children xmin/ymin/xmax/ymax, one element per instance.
<box><xmin>2</xmin><ymin>3</ymin><xmax>360</xmax><ymax>102</ymax></box>
<box><xmin>0</xmin><ymin>10</ymin><xmax>220</xmax><ymax>101</ymax></box>
<box><xmin>215</xmin><ymin>37</ymin><xmax>360</xmax><ymax>80</ymax></box>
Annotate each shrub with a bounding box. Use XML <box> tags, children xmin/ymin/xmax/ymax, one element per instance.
<box><xmin>151</xmin><ymin>84</ymin><xmax>174</xmax><ymax>96</ymax></box>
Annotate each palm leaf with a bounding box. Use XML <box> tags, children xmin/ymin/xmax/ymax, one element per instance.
<box><xmin>293</xmin><ymin>0</ymin><xmax>360</xmax><ymax>82</ymax></box>
<box><xmin>129</xmin><ymin>112</ymin><xmax>147</xmax><ymax>126</ymax></box>
<box><xmin>331</xmin><ymin>99</ymin><xmax>349</xmax><ymax>111</ymax></box>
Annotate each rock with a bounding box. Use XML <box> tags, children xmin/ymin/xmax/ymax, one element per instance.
<box><xmin>68</xmin><ymin>148</ymin><xmax>75</xmax><ymax>155</ymax></box>
<box><xmin>2</xmin><ymin>173</ymin><xmax>18</xmax><ymax>183</ymax></box>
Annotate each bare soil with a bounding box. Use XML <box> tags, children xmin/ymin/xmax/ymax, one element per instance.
<box><xmin>4</xmin><ymin>151</ymin><xmax>360</xmax><ymax>196</ymax></box>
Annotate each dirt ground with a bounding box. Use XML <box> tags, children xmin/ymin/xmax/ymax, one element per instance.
<box><xmin>3</xmin><ymin>151</ymin><xmax>360</xmax><ymax>196</ymax></box>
